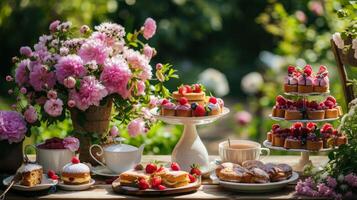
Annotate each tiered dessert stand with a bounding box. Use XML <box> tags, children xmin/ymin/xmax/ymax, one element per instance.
<box><xmin>263</xmin><ymin>91</ymin><xmax>339</xmax><ymax>172</ymax></box>
<box><xmin>152</xmin><ymin>107</ymin><xmax>229</xmax><ymax>172</ymax></box>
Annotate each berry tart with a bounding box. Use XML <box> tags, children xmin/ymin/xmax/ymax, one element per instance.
<box><xmin>306</xmin><ymin>101</ymin><xmax>325</xmax><ymax>120</ymax></box>
<box><xmin>172</xmin><ymin>84</ymin><xmax>206</xmax><ymax>105</ymax></box>
<box><xmin>176</xmin><ymin>97</ymin><xmax>192</xmax><ymax>117</ymax></box>
<box><xmin>285</xmin><ymin>99</ymin><xmax>304</xmax><ymax>120</ymax></box>
<box><xmin>324</xmin><ymin>96</ymin><xmax>340</xmax><ymax>119</ymax></box>
<box><xmin>306</xmin><ymin>133</ymin><xmax>323</xmax><ymax>151</ymax></box>
<box><xmin>160</xmin><ymin>99</ymin><xmax>176</xmax><ymax>116</ymax></box>
<box><xmin>206</xmin><ymin>97</ymin><xmax>221</xmax><ymax>116</ymax></box>
<box><xmin>272</xmin><ymin>128</ymin><xmax>289</xmax><ymax>147</ymax></box>
<box><xmin>284</xmin><ymin>123</ymin><xmax>304</xmax><ymax>149</ymax></box>
<box><xmin>297</xmin><ymin>65</ymin><xmax>314</xmax><ymax>93</ymax></box>
<box><xmin>61</xmin><ymin>157</ymin><xmax>91</xmax><ymax>185</ymax></box>
<box><xmin>313</xmin><ymin>66</ymin><xmax>329</xmax><ymax>93</ymax></box>
<box><xmin>284</xmin><ymin>66</ymin><xmax>298</xmax><ymax>93</ymax></box>
<box><xmin>267</xmin><ymin>124</ymin><xmax>280</xmax><ymax>142</ymax></box>
<box><xmin>272</xmin><ymin>95</ymin><xmax>287</xmax><ymax>118</ymax></box>
<box><xmin>320</xmin><ymin>123</ymin><xmax>334</xmax><ymax>148</ymax></box>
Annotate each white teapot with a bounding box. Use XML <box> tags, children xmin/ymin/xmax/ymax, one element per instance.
<box><xmin>89</xmin><ymin>138</ymin><xmax>144</xmax><ymax>174</ymax></box>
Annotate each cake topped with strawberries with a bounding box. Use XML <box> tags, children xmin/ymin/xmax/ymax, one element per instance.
<box><xmin>313</xmin><ymin>66</ymin><xmax>329</xmax><ymax>93</ymax></box>
<box><xmin>284</xmin><ymin>66</ymin><xmax>299</xmax><ymax>93</ymax></box>
<box><xmin>172</xmin><ymin>84</ymin><xmax>206</xmax><ymax>105</ymax></box>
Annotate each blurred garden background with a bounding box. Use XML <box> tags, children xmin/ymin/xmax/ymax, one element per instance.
<box><xmin>0</xmin><ymin>0</ymin><xmax>355</xmax><ymax>155</ymax></box>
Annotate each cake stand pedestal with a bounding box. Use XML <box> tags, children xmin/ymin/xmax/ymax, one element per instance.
<box><xmin>152</xmin><ymin>107</ymin><xmax>229</xmax><ymax>172</ymax></box>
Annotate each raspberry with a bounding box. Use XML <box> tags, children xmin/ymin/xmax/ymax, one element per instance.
<box><xmin>321</xmin><ymin>123</ymin><xmax>333</xmax><ymax>133</ymax></box>
<box><xmin>308</xmin><ymin>101</ymin><xmax>319</xmax><ymax>109</ymax></box>
<box><xmin>178</xmin><ymin>86</ymin><xmax>187</xmax><ymax>95</ymax></box>
<box><xmin>193</xmin><ymin>105</ymin><xmax>206</xmax><ymax>116</ymax></box>
<box><xmin>170</xmin><ymin>162</ymin><xmax>181</xmax><ymax>171</ymax></box>
<box><xmin>47</xmin><ymin>170</ymin><xmax>56</xmax><ymax>178</ymax></box>
<box><xmin>287</xmin><ymin>66</ymin><xmax>296</xmax><ymax>74</ymax></box>
<box><xmin>306</xmin><ymin>122</ymin><xmax>316</xmax><ymax>130</ymax></box>
<box><xmin>304</xmin><ymin>65</ymin><xmax>313</xmax><ymax>76</ymax></box>
<box><xmin>293</xmin><ymin>122</ymin><xmax>303</xmax><ymax>130</ymax></box>
<box><xmin>209</xmin><ymin>97</ymin><xmax>217</xmax><ymax>104</ymax></box>
<box><xmin>324</xmin><ymin>100</ymin><xmax>335</xmax><ymax>109</ymax></box>
<box><xmin>157</xmin><ymin>185</ymin><xmax>166</xmax><ymax>190</ymax></box>
<box><xmin>151</xmin><ymin>176</ymin><xmax>162</xmax><ymax>188</ymax></box>
<box><xmin>145</xmin><ymin>163</ymin><xmax>157</xmax><ymax>174</ymax></box>
<box><xmin>137</xmin><ymin>178</ymin><xmax>150</xmax><ymax>190</ymax></box>
<box><xmin>188</xmin><ymin>174</ymin><xmax>196</xmax><ymax>183</ymax></box>
<box><xmin>193</xmin><ymin>84</ymin><xmax>202</xmax><ymax>93</ymax></box>
<box><xmin>71</xmin><ymin>157</ymin><xmax>80</xmax><ymax>164</ymax></box>
<box><xmin>51</xmin><ymin>174</ymin><xmax>59</xmax><ymax>180</ymax></box>
<box><xmin>184</xmin><ymin>85</ymin><xmax>192</xmax><ymax>93</ymax></box>
<box><xmin>326</xmin><ymin>96</ymin><xmax>336</xmax><ymax>104</ymax></box>
<box><xmin>178</xmin><ymin>97</ymin><xmax>188</xmax><ymax>105</ymax></box>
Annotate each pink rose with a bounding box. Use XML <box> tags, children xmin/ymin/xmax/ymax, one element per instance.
<box><xmin>127</xmin><ymin>118</ymin><xmax>145</xmax><ymax>137</ymax></box>
<box><xmin>67</xmin><ymin>100</ymin><xmax>76</xmax><ymax>108</ymax></box>
<box><xmin>5</xmin><ymin>75</ymin><xmax>13</xmax><ymax>82</ymax></box>
<box><xmin>19</xmin><ymin>46</ymin><xmax>32</xmax><ymax>57</ymax></box>
<box><xmin>24</xmin><ymin>106</ymin><xmax>38</xmax><ymax>123</ymax></box>
<box><xmin>142</xmin><ymin>18</ymin><xmax>156</xmax><ymax>40</ymax></box>
<box><xmin>49</xmin><ymin>20</ymin><xmax>60</xmax><ymax>32</ymax></box>
<box><xmin>110</xmin><ymin>125</ymin><xmax>119</xmax><ymax>137</ymax></box>
<box><xmin>156</xmin><ymin>63</ymin><xmax>163</xmax><ymax>70</ymax></box>
<box><xmin>44</xmin><ymin>98</ymin><xmax>63</xmax><ymax>117</ymax></box>
<box><xmin>63</xmin><ymin>76</ymin><xmax>76</xmax><ymax>89</ymax></box>
<box><xmin>63</xmin><ymin>136</ymin><xmax>80</xmax><ymax>152</ymax></box>
<box><xmin>136</xmin><ymin>81</ymin><xmax>145</xmax><ymax>96</ymax></box>
<box><xmin>143</xmin><ymin>44</ymin><xmax>154</xmax><ymax>59</ymax></box>
<box><xmin>20</xmin><ymin>87</ymin><xmax>27</xmax><ymax>94</ymax></box>
<box><xmin>47</xmin><ymin>90</ymin><xmax>58</xmax><ymax>99</ymax></box>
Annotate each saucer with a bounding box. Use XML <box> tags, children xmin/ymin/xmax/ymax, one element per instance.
<box><xmin>3</xmin><ymin>174</ymin><xmax>58</xmax><ymax>191</ymax></box>
<box><xmin>57</xmin><ymin>179</ymin><xmax>95</xmax><ymax>191</ymax></box>
<box><xmin>91</xmin><ymin>166</ymin><xmax>118</xmax><ymax>177</ymax></box>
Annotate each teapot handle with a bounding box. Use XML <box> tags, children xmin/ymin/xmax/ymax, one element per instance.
<box><xmin>136</xmin><ymin>144</ymin><xmax>145</xmax><ymax>163</ymax></box>
<box><xmin>89</xmin><ymin>144</ymin><xmax>106</xmax><ymax>168</ymax></box>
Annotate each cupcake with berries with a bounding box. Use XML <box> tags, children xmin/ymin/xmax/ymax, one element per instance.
<box><xmin>191</xmin><ymin>103</ymin><xmax>207</xmax><ymax>117</ymax></box>
<box><xmin>306</xmin><ymin>101</ymin><xmax>325</xmax><ymax>120</ymax></box>
<box><xmin>160</xmin><ymin>99</ymin><xmax>176</xmax><ymax>116</ymax></box>
<box><xmin>272</xmin><ymin>95</ymin><xmax>287</xmax><ymax>118</ymax></box>
<box><xmin>272</xmin><ymin>128</ymin><xmax>289</xmax><ymax>147</ymax></box>
<box><xmin>206</xmin><ymin>97</ymin><xmax>221</xmax><ymax>116</ymax></box>
<box><xmin>284</xmin><ymin>122</ymin><xmax>304</xmax><ymax>149</ymax></box>
<box><xmin>284</xmin><ymin>66</ymin><xmax>299</xmax><ymax>93</ymax></box>
<box><xmin>297</xmin><ymin>65</ymin><xmax>314</xmax><ymax>93</ymax></box>
<box><xmin>176</xmin><ymin>97</ymin><xmax>192</xmax><ymax>117</ymax></box>
<box><xmin>313</xmin><ymin>66</ymin><xmax>329</xmax><ymax>93</ymax></box>
<box><xmin>320</xmin><ymin>123</ymin><xmax>334</xmax><ymax>148</ymax></box>
<box><xmin>324</xmin><ymin>96</ymin><xmax>341</xmax><ymax>118</ymax></box>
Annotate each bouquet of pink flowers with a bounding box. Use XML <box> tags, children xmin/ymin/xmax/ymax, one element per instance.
<box><xmin>6</xmin><ymin>18</ymin><xmax>176</xmax><ymax>138</ymax></box>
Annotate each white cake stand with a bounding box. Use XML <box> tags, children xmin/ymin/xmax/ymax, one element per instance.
<box><xmin>151</xmin><ymin>107</ymin><xmax>230</xmax><ymax>172</ymax></box>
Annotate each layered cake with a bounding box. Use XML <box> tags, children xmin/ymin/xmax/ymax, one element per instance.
<box><xmin>172</xmin><ymin>84</ymin><xmax>206</xmax><ymax>105</ymax></box>
<box><xmin>61</xmin><ymin>157</ymin><xmax>91</xmax><ymax>185</ymax></box>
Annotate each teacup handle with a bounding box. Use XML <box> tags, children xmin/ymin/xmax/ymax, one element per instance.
<box><xmin>24</xmin><ymin>144</ymin><xmax>36</xmax><ymax>163</ymax></box>
<box><xmin>259</xmin><ymin>148</ymin><xmax>270</xmax><ymax>161</ymax></box>
<box><xmin>89</xmin><ymin>144</ymin><xmax>106</xmax><ymax>167</ymax></box>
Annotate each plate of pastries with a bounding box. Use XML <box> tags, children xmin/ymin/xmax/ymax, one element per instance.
<box><xmin>212</xmin><ymin>160</ymin><xmax>298</xmax><ymax>193</ymax></box>
<box><xmin>2</xmin><ymin>163</ymin><xmax>58</xmax><ymax>191</ymax></box>
<box><xmin>112</xmin><ymin>162</ymin><xmax>201</xmax><ymax>195</ymax></box>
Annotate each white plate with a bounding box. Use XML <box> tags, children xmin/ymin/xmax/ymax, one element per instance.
<box><xmin>91</xmin><ymin>166</ymin><xmax>118</xmax><ymax>177</ymax></box>
<box><xmin>284</xmin><ymin>91</ymin><xmax>330</xmax><ymax>96</ymax></box>
<box><xmin>269</xmin><ymin>114</ymin><xmax>339</xmax><ymax>123</ymax></box>
<box><xmin>211</xmin><ymin>172</ymin><xmax>299</xmax><ymax>193</ymax></box>
<box><xmin>2</xmin><ymin>174</ymin><xmax>58</xmax><ymax>191</ymax></box>
<box><xmin>57</xmin><ymin>179</ymin><xmax>95</xmax><ymax>191</ymax></box>
<box><xmin>263</xmin><ymin>140</ymin><xmax>334</xmax><ymax>152</ymax></box>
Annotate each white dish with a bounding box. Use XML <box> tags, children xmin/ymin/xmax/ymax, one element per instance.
<box><xmin>91</xmin><ymin>165</ymin><xmax>119</xmax><ymax>177</ymax></box>
<box><xmin>210</xmin><ymin>172</ymin><xmax>299</xmax><ymax>193</ymax></box>
<box><xmin>263</xmin><ymin>140</ymin><xmax>334</xmax><ymax>152</ymax></box>
<box><xmin>2</xmin><ymin>174</ymin><xmax>58</xmax><ymax>191</ymax></box>
<box><xmin>269</xmin><ymin>114</ymin><xmax>339</xmax><ymax>123</ymax></box>
<box><xmin>57</xmin><ymin>179</ymin><xmax>95</xmax><ymax>191</ymax></box>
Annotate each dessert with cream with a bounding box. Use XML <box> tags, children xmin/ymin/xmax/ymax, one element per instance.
<box><xmin>284</xmin><ymin>66</ymin><xmax>298</xmax><ymax>93</ymax></box>
<box><xmin>313</xmin><ymin>66</ymin><xmax>329</xmax><ymax>93</ymax></box>
<box><xmin>61</xmin><ymin>157</ymin><xmax>91</xmax><ymax>185</ymax></box>
<box><xmin>272</xmin><ymin>95</ymin><xmax>287</xmax><ymax>118</ymax></box>
<box><xmin>306</xmin><ymin>101</ymin><xmax>325</xmax><ymax>120</ymax></box>
<box><xmin>297</xmin><ymin>65</ymin><xmax>314</xmax><ymax>93</ymax></box>
<box><xmin>176</xmin><ymin>97</ymin><xmax>192</xmax><ymax>117</ymax></box>
<box><xmin>206</xmin><ymin>97</ymin><xmax>221</xmax><ymax>116</ymax></box>
<box><xmin>160</xmin><ymin>99</ymin><xmax>176</xmax><ymax>116</ymax></box>
<box><xmin>324</xmin><ymin>96</ymin><xmax>340</xmax><ymax>119</ymax></box>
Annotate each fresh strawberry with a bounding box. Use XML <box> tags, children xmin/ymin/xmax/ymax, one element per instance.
<box><xmin>188</xmin><ymin>174</ymin><xmax>196</xmax><ymax>183</ymax></box>
<box><xmin>47</xmin><ymin>170</ymin><xmax>56</xmax><ymax>178</ymax></box>
<box><xmin>51</xmin><ymin>174</ymin><xmax>59</xmax><ymax>180</ymax></box>
<box><xmin>321</xmin><ymin>123</ymin><xmax>333</xmax><ymax>133</ymax></box>
<box><xmin>134</xmin><ymin>164</ymin><xmax>144</xmax><ymax>171</ymax></box>
<box><xmin>157</xmin><ymin>185</ymin><xmax>166</xmax><ymax>190</ymax></box>
<box><xmin>326</xmin><ymin>96</ymin><xmax>336</xmax><ymax>104</ymax></box>
<box><xmin>145</xmin><ymin>163</ymin><xmax>157</xmax><ymax>174</ymax></box>
<box><xmin>193</xmin><ymin>84</ymin><xmax>202</xmax><ymax>93</ymax></box>
<box><xmin>190</xmin><ymin>164</ymin><xmax>201</xmax><ymax>176</ymax></box>
<box><xmin>151</xmin><ymin>176</ymin><xmax>162</xmax><ymax>188</ymax></box>
<box><xmin>293</xmin><ymin>122</ymin><xmax>303</xmax><ymax>130</ymax></box>
<box><xmin>71</xmin><ymin>157</ymin><xmax>80</xmax><ymax>164</ymax></box>
<box><xmin>137</xmin><ymin>178</ymin><xmax>150</xmax><ymax>190</ymax></box>
<box><xmin>170</xmin><ymin>162</ymin><xmax>181</xmax><ymax>171</ymax></box>
<box><xmin>276</xmin><ymin>95</ymin><xmax>286</xmax><ymax>106</ymax></box>
<box><xmin>287</xmin><ymin>66</ymin><xmax>296</xmax><ymax>74</ymax></box>
<box><xmin>209</xmin><ymin>97</ymin><xmax>217</xmax><ymax>104</ymax></box>
<box><xmin>304</xmin><ymin>65</ymin><xmax>313</xmax><ymax>76</ymax></box>
<box><xmin>178</xmin><ymin>86</ymin><xmax>187</xmax><ymax>95</ymax></box>
<box><xmin>193</xmin><ymin>105</ymin><xmax>206</xmax><ymax>116</ymax></box>
<box><xmin>178</xmin><ymin>97</ymin><xmax>188</xmax><ymax>105</ymax></box>
<box><xmin>306</xmin><ymin>122</ymin><xmax>317</xmax><ymax>130</ymax></box>
<box><xmin>161</xmin><ymin>99</ymin><xmax>169</xmax><ymax>105</ymax></box>
<box><xmin>184</xmin><ymin>85</ymin><xmax>192</xmax><ymax>93</ymax></box>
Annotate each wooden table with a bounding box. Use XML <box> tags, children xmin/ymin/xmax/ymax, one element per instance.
<box><xmin>1</xmin><ymin>155</ymin><xmax>329</xmax><ymax>200</ymax></box>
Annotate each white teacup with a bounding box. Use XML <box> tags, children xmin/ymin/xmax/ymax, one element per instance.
<box><xmin>218</xmin><ymin>140</ymin><xmax>270</xmax><ymax>164</ymax></box>
<box><xmin>24</xmin><ymin>144</ymin><xmax>75</xmax><ymax>173</ymax></box>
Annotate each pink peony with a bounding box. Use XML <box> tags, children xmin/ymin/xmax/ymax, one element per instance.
<box><xmin>63</xmin><ymin>136</ymin><xmax>80</xmax><ymax>152</ymax></box>
<box><xmin>47</xmin><ymin>90</ymin><xmax>57</xmax><ymax>99</ymax></box>
<box><xmin>78</xmin><ymin>39</ymin><xmax>109</xmax><ymax>64</ymax></box>
<box><xmin>49</xmin><ymin>20</ymin><xmax>60</xmax><ymax>32</ymax></box>
<box><xmin>24</xmin><ymin>106</ymin><xmax>38</xmax><ymax>123</ymax></box>
<box><xmin>67</xmin><ymin>100</ymin><xmax>75</xmax><ymax>108</ymax></box>
<box><xmin>55</xmin><ymin>55</ymin><xmax>86</xmax><ymax>84</ymax></box>
<box><xmin>44</xmin><ymin>98</ymin><xmax>63</xmax><ymax>117</ymax></box>
<box><xmin>19</xmin><ymin>46</ymin><xmax>32</xmax><ymax>57</ymax></box>
<box><xmin>234</xmin><ymin>111</ymin><xmax>252</xmax><ymax>126</ymax></box>
<box><xmin>0</xmin><ymin>111</ymin><xmax>27</xmax><ymax>143</ymax></box>
<box><xmin>100</xmin><ymin>57</ymin><xmax>132</xmax><ymax>98</ymax></box>
<box><xmin>142</xmin><ymin>18</ymin><xmax>156</xmax><ymax>40</ymax></box>
<box><xmin>15</xmin><ymin>59</ymin><xmax>30</xmax><ymax>86</ymax></box>
<box><xmin>124</xmin><ymin>49</ymin><xmax>152</xmax><ymax>80</ymax></box>
<box><xmin>127</xmin><ymin>118</ymin><xmax>145</xmax><ymax>137</ymax></box>
<box><xmin>110</xmin><ymin>125</ymin><xmax>119</xmax><ymax>137</ymax></box>
<box><xmin>143</xmin><ymin>44</ymin><xmax>154</xmax><ymax>59</ymax></box>
<box><xmin>136</xmin><ymin>80</ymin><xmax>145</xmax><ymax>96</ymax></box>
<box><xmin>29</xmin><ymin>64</ymin><xmax>56</xmax><ymax>91</ymax></box>
<box><xmin>70</xmin><ymin>76</ymin><xmax>108</xmax><ymax>111</ymax></box>
<box><xmin>63</xmin><ymin>76</ymin><xmax>76</xmax><ymax>89</ymax></box>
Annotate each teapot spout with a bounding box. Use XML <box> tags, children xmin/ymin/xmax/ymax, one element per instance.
<box><xmin>136</xmin><ymin>144</ymin><xmax>145</xmax><ymax>163</ymax></box>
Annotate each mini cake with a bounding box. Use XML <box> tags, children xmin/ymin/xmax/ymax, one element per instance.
<box><xmin>207</xmin><ymin>97</ymin><xmax>221</xmax><ymax>116</ymax></box>
<box><xmin>284</xmin><ymin>137</ymin><xmax>302</xmax><ymax>149</ymax></box>
<box><xmin>272</xmin><ymin>95</ymin><xmax>287</xmax><ymax>118</ymax></box>
<box><xmin>324</xmin><ymin>96</ymin><xmax>339</xmax><ymax>119</ymax></box>
<box><xmin>306</xmin><ymin>101</ymin><xmax>325</xmax><ymax>120</ymax></box>
<box><xmin>267</xmin><ymin>132</ymin><xmax>273</xmax><ymax>142</ymax></box>
<box><xmin>306</xmin><ymin>134</ymin><xmax>323</xmax><ymax>151</ymax></box>
<box><xmin>191</xmin><ymin>103</ymin><xmax>207</xmax><ymax>117</ymax></box>
<box><xmin>160</xmin><ymin>99</ymin><xmax>176</xmax><ymax>116</ymax></box>
<box><xmin>176</xmin><ymin>97</ymin><xmax>192</xmax><ymax>117</ymax></box>
<box><xmin>320</xmin><ymin>123</ymin><xmax>334</xmax><ymax>148</ymax></box>
<box><xmin>61</xmin><ymin>157</ymin><xmax>91</xmax><ymax>185</ymax></box>
<box><xmin>333</xmin><ymin>130</ymin><xmax>347</xmax><ymax>147</ymax></box>
<box><xmin>284</xmin><ymin>109</ymin><xmax>303</xmax><ymax>120</ymax></box>
<box><xmin>268</xmin><ymin>124</ymin><xmax>280</xmax><ymax>142</ymax></box>
<box><xmin>272</xmin><ymin>128</ymin><xmax>289</xmax><ymax>147</ymax></box>
<box><xmin>284</xmin><ymin>66</ymin><xmax>298</xmax><ymax>93</ymax></box>
<box><xmin>17</xmin><ymin>163</ymin><xmax>43</xmax><ymax>187</ymax></box>
<box><xmin>172</xmin><ymin>84</ymin><xmax>206</xmax><ymax>105</ymax></box>
<box><xmin>313</xmin><ymin>66</ymin><xmax>329</xmax><ymax>93</ymax></box>
<box><xmin>297</xmin><ymin>65</ymin><xmax>314</xmax><ymax>93</ymax></box>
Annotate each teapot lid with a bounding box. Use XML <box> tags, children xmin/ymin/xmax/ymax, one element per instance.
<box><xmin>104</xmin><ymin>143</ymin><xmax>138</xmax><ymax>152</ymax></box>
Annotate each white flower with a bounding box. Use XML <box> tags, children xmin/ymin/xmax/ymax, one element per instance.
<box><xmin>198</xmin><ymin>68</ymin><xmax>229</xmax><ymax>97</ymax></box>
<box><xmin>332</xmin><ymin>32</ymin><xmax>344</xmax><ymax>49</ymax></box>
<box><xmin>241</xmin><ymin>72</ymin><xmax>263</xmax><ymax>95</ymax></box>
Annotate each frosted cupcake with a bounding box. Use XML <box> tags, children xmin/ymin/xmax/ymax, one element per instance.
<box><xmin>160</xmin><ymin>99</ymin><xmax>176</xmax><ymax>116</ymax></box>
<box><xmin>207</xmin><ymin>97</ymin><xmax>221</xmax><ymax>116</ymax></box>
<box><xmin>176</xmin><ymin>97</ymin><xmax>191</xmax><ymax>117</ymax></box>
<box><xmin>284</xmin><ymin>66</ymin><xmax>298</xmax><ymax>93</ymax></box>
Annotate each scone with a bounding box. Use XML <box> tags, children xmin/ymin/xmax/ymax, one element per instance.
<box><xmin>61</xmin><ymin>157</ymin><xmax>91</xmax><ymax>185</ymax></box>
